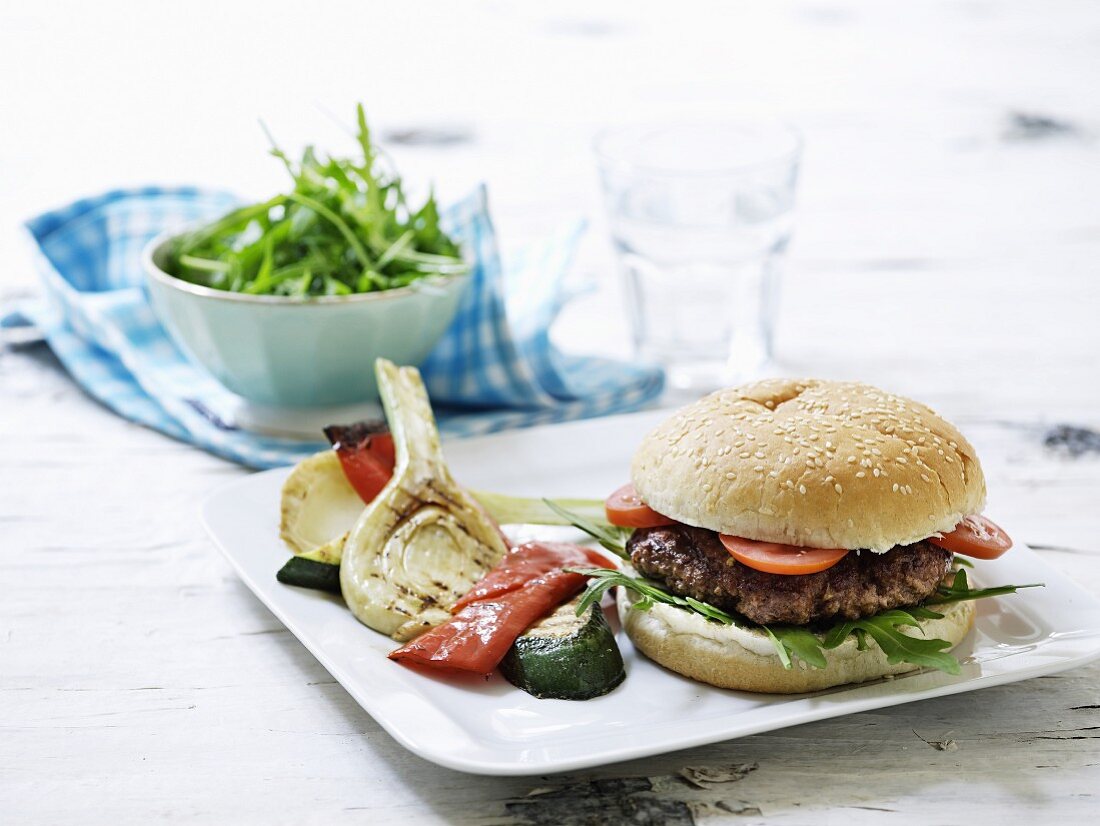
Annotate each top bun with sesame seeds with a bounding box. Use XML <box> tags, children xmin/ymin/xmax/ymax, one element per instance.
<box><xmin>630</xmin><ymin>379</ymin><xmax>987</xmax><ymax>552</ymax></box>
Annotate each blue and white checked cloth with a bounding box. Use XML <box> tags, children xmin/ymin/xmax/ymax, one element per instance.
<box><xmin>6</xmin><ymin>186</ymin><xmax>664</xmax><ymax>469</ymax></box>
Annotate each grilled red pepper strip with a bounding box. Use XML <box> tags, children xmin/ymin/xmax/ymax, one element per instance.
<box><xmin>452</xmin><ymin>541</ymin><xmax>612</xmax><ymax>611</ymax></box>
<box><xmin>323</xmin><ymin>423</ymin><xmax>395</xmax><ymax>504</ymax></box>
<box><xmin>389</xmin><ymin>570</ymin><xmax>586</xmax><ymax>674</ymax></box>
<box><xmin>388</xmin><ymin>542</ymin><xmax>615</xmax><ymax>675</ymax></box>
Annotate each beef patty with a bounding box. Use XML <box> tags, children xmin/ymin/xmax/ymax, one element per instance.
<box><xmin>628</xmin><ymin>524</ymin><xmax>952</xmax><ymax>626</ymax></box>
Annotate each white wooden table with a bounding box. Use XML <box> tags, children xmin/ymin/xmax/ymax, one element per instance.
<box><xmin>3</xmin><ymin>2</ymin><xmax>1099</xmax><ymax>822</ymax></box>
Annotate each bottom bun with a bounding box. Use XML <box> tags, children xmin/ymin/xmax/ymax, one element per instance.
<box><xmin>617</xmin><ymin>589</ymin><xmax>975</xmax><ymax>694</ymax></box>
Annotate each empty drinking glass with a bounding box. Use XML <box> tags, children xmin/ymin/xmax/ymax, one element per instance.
<box><xmin>595</xmin><ymin>120</ymin><xmax>802</xmax><ymax>392</ymax></box>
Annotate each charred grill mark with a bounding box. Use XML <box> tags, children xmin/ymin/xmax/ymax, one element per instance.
<box><xmin>425</xmin><ymin>478</ymin><xmax>464</xmax><ymax>511</ymax></box>
<box><xmin>322</xmin><ymin>420</ymin><xmax>388</xmax><ymax>450</ymax></box>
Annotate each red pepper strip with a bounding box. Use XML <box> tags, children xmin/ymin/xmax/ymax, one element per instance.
<box><xmin>451</xmin><ymin>541</ymin><xmax>613</xmax><ymax>612</ymax></box>
<box><xmin>388</xmin><ymin>569</ymin><xmax>587</xmax><ymax>674</ymax></box>
<box><xmin>325</xmin><ymin>423</ymin><xmax>512</xmax><ymax>550</ymax></box>
<box><xmin>324</xmin><ymin>424</ymin><xmax>396</xmax><ymax>504</ymax></box>
<box><xmin>338</xmin><ymin>436</ymin><xmax>395</xmax><ymax>503</ymax></box>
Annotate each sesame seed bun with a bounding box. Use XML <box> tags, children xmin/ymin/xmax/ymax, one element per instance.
<box><xmin>617</xmin><ymin>585</ymin><xmax>975</xmax><ymax>693</ymax></box>
<box><xmin>631</xmin><ymin>379</ymin><xmax>986</xmax><ymax>552</ymax></box>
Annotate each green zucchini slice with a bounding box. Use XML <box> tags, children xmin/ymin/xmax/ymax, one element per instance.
<box><xmin>500</xmin><ymin>597</ymin><xmax>625</xmax><ymax>700</ymax></box>
<box><xmin>276</xmin><ymin>556</ymin><xmax>342</xmax><ymax>594</ymax></box>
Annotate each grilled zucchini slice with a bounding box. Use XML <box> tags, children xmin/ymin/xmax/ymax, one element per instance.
<box><xmin>500</xmin><ymin>597</ymin><xmax>625</xmax><ymax>700</ymax></box>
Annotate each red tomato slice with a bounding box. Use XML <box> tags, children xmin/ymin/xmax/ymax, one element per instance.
<box><xmin>719</xmin><ymin>534</ymin><xmax>849</xmax><ymax>575</ymax></box>
<box><xmin>928</xmin><ymin>515</ymin><xmax>1013</xmax><ymax>560</ymax></box>
<box><xmin>323</xmin><ymin>423</ymin><xmax>396</xmax><ymax>504</ymax></box>
<box><xmin>605</xmin><ymin>483</ymin><xmax>674</xmax><ymax>529</ymax></box>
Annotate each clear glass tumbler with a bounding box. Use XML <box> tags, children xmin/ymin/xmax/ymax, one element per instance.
<box><xmin>595</xmin><ymin>120</ymin><xmax>802</xmax><ymax>392</ymax></box>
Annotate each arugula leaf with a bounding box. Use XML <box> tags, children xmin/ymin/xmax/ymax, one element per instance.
<box><xmin>766</xmin><ymin>626</ymin><xmax>829</xmax><ymax>669</ymax></box>
<box><xmin>763</xmin><ymin>627</ymin><xmax>792</xmax><ymax>669</ymax></box>
<box><xmin>567</xmin><ymin>568</ymin><xmax>738</xmax><ymax>624</ymax></box>
<box><xmin>568</xmin><ymin>563</ymin><xmax>1041</xmax><ymax>676</ymax></box>
<box><xmin>934</xmin><ymin>567</ymin><xmax>1043</xmax><ymax>604</ymax></box>
<box><xmin>543</xmin><ymin>499</ymin><xmax>631</xmax><ymax>559</ymax></box>
<box><xmin>166</xmin><ymin>105</ymin><xmax>466</xmax><ymax>297</ymax></box>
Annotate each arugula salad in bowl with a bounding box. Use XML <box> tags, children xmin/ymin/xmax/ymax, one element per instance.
<box><xmin>143</xmin><ymin>106</ymin><xmax>472</xmax><ymax>407</ymax></box>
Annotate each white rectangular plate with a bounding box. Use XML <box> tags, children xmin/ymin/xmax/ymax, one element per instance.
<box><xmin>202</xmin><ymin>411</ymin><xmax>1100</xmax><ymax>776</ymax></box>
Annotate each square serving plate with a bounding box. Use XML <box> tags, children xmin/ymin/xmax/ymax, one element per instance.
<box><xmin>201</xmin><ymin>410</ymin><xmax>1100</xmax><ymax>776</ymax></box>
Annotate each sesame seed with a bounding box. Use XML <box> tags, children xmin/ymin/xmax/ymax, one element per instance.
<box><xmin>873</xmin><ymin>468</ymin><xmax>881</xmax><ymax>477</ymax></box>
<box><xmin>834</xmin><ymin>483</ymin><xmax>843</xmax><ymax>494</ymax></box>
<box><xmin>892</xmin><ymin>483</ymin><xmax>900</xmax><ymax>492</ymax></box>
<box><xmin>799</xmin><ymin>484</ymin><xmax>807</xmax><ymax>494</ymax></box>
<box><xmin>725</xmin><ymin>472</ymin><xmax>736</xmax><ymax>480</ymax></box>
<box><xmin>856</xmin><ymin>471</ymin><xmax>866</xmax><ymax>478</ymax></box>
<box><xmin>847</xmin><ymin>455</ymin><xmax>857</xmax><ymax>463</ymax></box>
<box><xmin>754</xmin><ymin>465</ymin><xmax>765</xmax><ymax>472</ymax></box>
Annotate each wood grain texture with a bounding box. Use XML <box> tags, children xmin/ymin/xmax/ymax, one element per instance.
<box><xmin>3</xmin><ymin>0</ymin><xmax>1100</xmax><ymax>822</ymax></box>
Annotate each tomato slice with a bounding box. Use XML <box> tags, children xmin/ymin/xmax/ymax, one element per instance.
<box><xmin>323</xmin><ymin>423</ymin><xmax>396</xmax><ymax>504</ymax></box>
<box><xmin>719</xmin><ymin>534</ymin><xmax>849</xmax><ymax>575</ymax></box>
<box><xmin>605</xmin><ymin>483</ymin><xmax>674</xmax><ymax>529</ymax></box>
<box><xmin>928</xmin><ymin>515</ymin><xmax>1013</xmax><ymax>560</ymax></box>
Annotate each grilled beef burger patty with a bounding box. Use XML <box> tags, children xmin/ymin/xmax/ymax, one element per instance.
<box><xmin>628</xmin><ymin>524</ymin><xmax>952</xmax><ymax>626</ymax></box>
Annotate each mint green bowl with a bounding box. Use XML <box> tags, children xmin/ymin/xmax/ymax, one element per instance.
<box><xmin>143</xmin><ymin>233</ymin><xmax>471</xmax><ymax>407</ymax></box>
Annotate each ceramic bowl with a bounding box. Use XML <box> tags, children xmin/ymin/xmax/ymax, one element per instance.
<box><xmin>142</xmin><ymin>233</ymin><xmax>470</xmax><ymax>407</ymax></box>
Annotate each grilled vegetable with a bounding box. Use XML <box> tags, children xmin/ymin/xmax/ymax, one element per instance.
<box><xmin>279</xmin><ymin>450</ymin><xmax>364</xmax><ymax>564</ymax></box>
<box><xmin>388</xmin><ymin>542</ymin><xmax>615</xmax><ymax>674</ymax></box>
<box><xmin>278</xmin><ymin>435</ymin><xmax>611</xmax><ymax>565</ymax></box>
<box><xmin>499</xmin><ymin>597</ymin><xmax>625</xmax><ymax>700</ymax></box>
<box><xmin>276</xmin><ymin>557</ymin><xmax>342</xmax><ymax>594</ymax></box>
<box><xmin>341</xmin><ymin>360</ymin><xmax>509</xmax><ymax>641</ymax></box>
<box><xmin>324</xmin><ymin>422</ymin><xmax>395</xmax><ymax>504</ymax></box>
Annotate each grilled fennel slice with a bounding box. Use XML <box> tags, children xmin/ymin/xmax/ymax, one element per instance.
<box><xmin>280</xmin><ymin>450</ymin><xmax>363</xmax><ymax>564</ymax></box>
<box><xmin>340</xmin><ymin>360</ymin><xmax>509</xmax><ymax>641</ymax></box>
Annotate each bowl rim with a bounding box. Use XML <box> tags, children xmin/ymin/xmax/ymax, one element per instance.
<box><xmin>141</xmin><ymin>230</ymin><xmax>471</xmax><ymax>306</ymax></box>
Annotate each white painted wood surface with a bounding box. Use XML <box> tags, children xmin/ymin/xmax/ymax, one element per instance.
<box><xmin>3</xmin><ymin>1</ymin><xmax>1099</xmax><ymax>823</ymax></box>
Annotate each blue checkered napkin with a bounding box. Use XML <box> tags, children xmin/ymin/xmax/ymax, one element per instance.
<box><xmin>8</xmin><ymin>186</ymin><xmax>664</xmax><ymax>469</ymax></box>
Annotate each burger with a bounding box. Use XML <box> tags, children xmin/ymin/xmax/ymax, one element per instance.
<box><xmin>601</xmin><ymin>378</ymin><xmax>1017</xmax><ymax>693</ymax></box>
